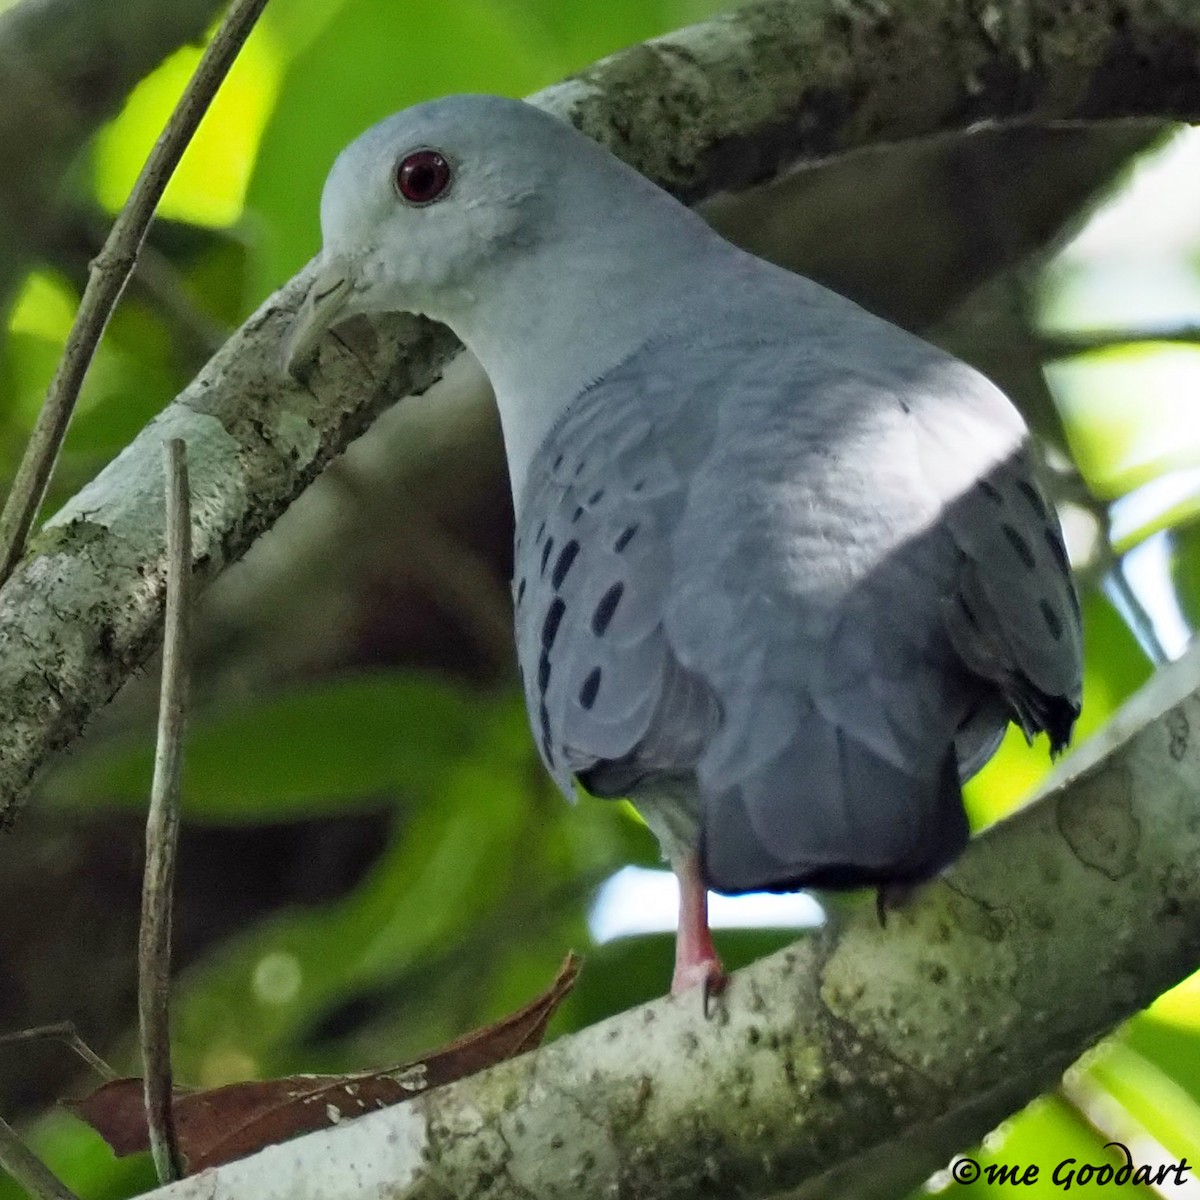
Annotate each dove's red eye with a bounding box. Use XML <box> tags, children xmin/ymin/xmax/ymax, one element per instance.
<box><xmin>394</xmin><ymin>150</ymin><xmax>452</xmax><ymax>205</ymax></box>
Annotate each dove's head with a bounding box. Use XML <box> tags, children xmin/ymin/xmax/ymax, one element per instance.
<box><xmin>286</xmin><ymin>94</ymin><xmax>665</xmax><ymax>370</ymax></box>
<box><xmin>284</xmin><ymin>93</ymin><xmax>722</xmax><ymax>497</ymax></box>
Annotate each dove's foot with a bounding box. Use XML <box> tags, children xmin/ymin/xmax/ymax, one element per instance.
<box><xmin>875</xmin><ymin>881</ymin><xmax>922</xmax><ymax>927</ymax></box>
<box><xmin>671</xmin><ymin>852</ymin><xmax>726</xmax><ymax>1008</ymax></box>
<box><xmin>671</xmin><ymin>954</ymin><xmax>725</xmax><ymax>995</ymax></box>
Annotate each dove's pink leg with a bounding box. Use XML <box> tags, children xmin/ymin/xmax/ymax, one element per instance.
<box><xmin>671</xmin><ymin>853</ymin><xmax>726</xmax><ymax>999</ymax></box>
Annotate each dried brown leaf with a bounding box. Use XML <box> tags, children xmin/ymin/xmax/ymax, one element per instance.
<box><xmin>67</xmin><ymin>953</ymin><xmax>580</xmax><ymax>1172</ymax></box>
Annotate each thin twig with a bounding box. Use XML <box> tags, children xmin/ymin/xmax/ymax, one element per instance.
<box><xmin>0</xmin><ymin>1022</ymin><xmax>116</xmax><ymax>1081</ymax></box>
<box><xmin>43</xmin><ymin>209</ymin><xmax>230</xmax><ymax>367</ymax></box>
<box><xmin>1041</xmin><ymin>326</ymin><xmax>1200</xmax><ymax>360</ymax></box>
<box><xmin>1104</xmin><ymin>561</ymin><xmax>1172</xmax><ymax>667</ymax></box>
<box><xmin>0</xmin><ymin>1114</ymin><xmax>80</xmax><ymax>1200</ymax></box>
<box><xmin>138</xmin><ymin>439</ymin><xmax>191</xmax><ymax>1184</ymax></box>
<box><xmin>0</xmin><ymin>0</ymin><xmax>271</xmax><ymax>586</ymax></box>
<box><xmin>1043</xmin><ymin>460</ymin><xmax>1172</xmax><ymax>665</ymax></box>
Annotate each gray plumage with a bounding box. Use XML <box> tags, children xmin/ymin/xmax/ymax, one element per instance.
<box><xmin>514</xmin><ymin>292</ymin><xmax>1080</xmax><ymax>894</ymax></box>
<box><xmin>292</xmin><ymin>94</ymin><xmax>1083</xmax><ymax>903</ymax></box>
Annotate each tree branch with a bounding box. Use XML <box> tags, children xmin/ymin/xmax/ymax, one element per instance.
<box><xmin>2</xmin><ymin>0</ymin><xmax>1200</xmax><ymax>807</ymax></box>
<box><xmin>139</xmin><ymin>439</ymin><xmax>191</xmax><ymax>1185</ymax></box>
<box><xmin>0</xmin><ymin>0</ymin><xmax>271</xmax><ymax>583</ymax></box>
<box><xmin>0</xmin><ymin>1023</ymin><xmax>115</xmax><ymax>1083</ymax></box>
<box><xmin>134</xmin><ymin>646</ymin><xmax>1200</xmax><ymax>1199</ymax></box>
<box><xmin>1041</xmin><ymin>324</ymin><xmax>1200</xmax><ymax>358</ymax></box>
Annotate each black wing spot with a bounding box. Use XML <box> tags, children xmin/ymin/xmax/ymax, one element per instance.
<box><xmin>541</xmin><ymin>732</ymin><xmax>555</xmax><ymax>767</ymax></box>
<box><xmin>535</xmin><ymin>520</ymin><xmax>546</xmax><ymax>545</ymax></box>
<box><xmin>631</xmin><ymin>479</ymin><xmax>646</xmax><ymax>493</ymax></box>
<box><xmin>542</xmin><ymin>598</ymin><xmax>566</xmax><ymax>651</ymax></box>
<box><xmin>1017</xmin><ymin>479</ymin><xmax>1048</xmax><ymax>520</ymax></box>
<box><xmin>1044</xmin><ymin>527</ymin><xmax>1070</xmax><ymax>576</ymax></box>
<box><xmin>540</xmin><ymin>536</ymin><xmax>555</xmax><ymax>576</ymax></box>
<box><xmin>592</xmin><ymin>582</ymin><xmax>624</xmax><ymax>636</ymax></box>
<box><xmin>571</xmin><ymin>506</ymin><xmax>584</xmax><ymax>523</ymax></box>
<box><xmin>552</xmin><ymin>540</ymin><xmax>579</xmax><ymax>589</ymax></box>
<box><xmin>552</xmin><ymin>453</ymin><xmax>564</xmax><ymax>471</ymax></box>
<box><xmin>538</xmin><ymin>650</ymin><xmax>551</xmax><ymax>694</ymax></box>
<box><xmin>1002</xmin><ymin>523</ymin><xmax>1036</xmax><ymax>569</ymax></box>
<box><xmin>516</xmin><ymin>577</ymin><xmax>526</xmax><ymax>605</ymax></box>
<box><xmin>1040</xmin><ymin>599</ymin><xmax>1063</xmax><ymax>641</ymax></box>
<box><xmin>587</xmin><ymin>488</ymin><xmax>605</xmax><ymax>506</ymax></box>
<box><xmin>979</xmin><ymin>480</ymin><xmax>1005</xmax><ymax>506</ymax></box>
<box><xmin>579</xmin><ymin>667</ymin><xmax>602</xmax><ymax>710</ymax></box>
<box><xmin>574</xmin><ymin>459</ymin><xmax>586</xmax><ymax>477</ymax></box>
<box><xmin>540</xmin><ymin>701</ymin><xmax>551</xmax><ymax>740</ymax></box>
<box><xmin>614</xmin><ymin>524</ymin><xmax>639</xmax><ymax>553</ymax></box>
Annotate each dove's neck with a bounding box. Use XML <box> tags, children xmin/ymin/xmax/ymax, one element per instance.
<box><xmin>431</xmin><ymin>196</ymin><xmax>726</xmax><ymax>514</ymax></box>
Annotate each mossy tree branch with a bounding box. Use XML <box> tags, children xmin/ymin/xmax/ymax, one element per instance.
<box><xmin>139</xmin><ymin>649</ymin><xmax>1200</xmax><ymax>1199</ymax></box>
<box><xmin>0</xmin><ymin>0</ymin><xmax>1198</xmax><ymax>811</ymax></box>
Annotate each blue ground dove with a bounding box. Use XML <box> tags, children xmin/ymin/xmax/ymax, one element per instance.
<box><xmin>286</xmin><ymin>95</ymin><xmax>1083</xmax><ymax>996</ymax></box>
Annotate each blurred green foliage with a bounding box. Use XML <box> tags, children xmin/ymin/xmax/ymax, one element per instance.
<box><xmin>0</xmin><ymin>1</ymin><xmax>1199</xmax><ymax>1198</ymax></box>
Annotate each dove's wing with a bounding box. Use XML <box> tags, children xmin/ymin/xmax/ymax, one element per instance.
<box><xmin>514</xmin><ymin>295</ymin><xmax>1081</xmax><ymax>895</ymax></box>
<box><xmin>513</xmin><ymin>337</ymin><xmax>721</xmax><ymax>802</ymax></box>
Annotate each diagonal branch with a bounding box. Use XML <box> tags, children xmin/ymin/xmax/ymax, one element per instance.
<box><xmin>2</xmin><ymin>0</ymin><xmax>1200</xmax><ymax>812</ymax></box>
<box><xmin>0</xmin><ymin>0</ymin><xmax>271</xmax><ymax>584</ymax></box>
<box><xmin>134</xmin><ymin>645</ymin><xmax>1200</xmax><ymax>1199</ymax></box>
<box><xmin>1041</xmin><ymin>324</ymin><xmax>1200</xmax><ymax>358</ymax></box>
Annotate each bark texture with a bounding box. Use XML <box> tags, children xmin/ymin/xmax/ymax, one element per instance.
<box><xmin>141</xmin><ymin>646</ymin><xmax>1200</xmax><ymax>1199</ymax></box>
<box><xmin>3</xmin><ymin>0</ymin><xmax>1200</xmax><ymax>815</ymax></box>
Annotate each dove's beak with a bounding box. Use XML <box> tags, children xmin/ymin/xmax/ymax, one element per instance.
<box><xmin>283</xmin><ymin>258</ymin><xmax>355</xmax><ymax>376</ymax></box>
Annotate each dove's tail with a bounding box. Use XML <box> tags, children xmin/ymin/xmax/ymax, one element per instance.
<box><xmin>699</xmin><ymin>715</ymin><xmax>970</xmax><ymax>896</ymax></box>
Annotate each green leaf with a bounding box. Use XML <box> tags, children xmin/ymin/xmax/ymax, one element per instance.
<box><xmin>1170</xmin><ymin>518</ymin><xmax>1200</xmax><ymax>633</ymax></box>
<box><xmin>931</xmin><ymin>1093</ymin><xmax>1158</xmax><ymax>1198</ymax></box>
<box><xmin>48</xmin><ymin>673</ymin><xmax>482</xmax><ymax>821</ymax></box>
<box><xmin>0</xmin><ymin>1110</ymin><xmax>154</xmax><ymax>1200</ymax></box>
<box><xmin>92</xmin><ymin>21</ymin><xmax>284</xmax><ymax>229</ymax></box>
<box><xmin>1124</xmin><ymin>970</ymin><xmax>1200</xmax><ymax>1128</ymax></box>
<box><xmin>1085</xmin><ymin>1041</ymin><xmax>1200</xmax><ymax>1167</ymax></box>
<box><xmin>1048</xmin><ymin>344</ymin><xmax>1200</xmax><ymax>500</ymax></box>
<box><xmin>164</xmin><ymin>696</ymin><xmax>548</xmax><ymax>1073</ymax></box>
